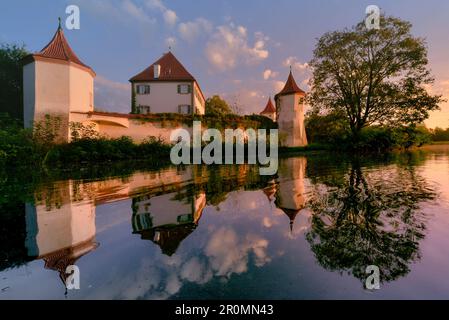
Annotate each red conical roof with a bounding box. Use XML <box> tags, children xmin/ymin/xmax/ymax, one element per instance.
<box><xmin>260</xmin><ymin>97</ymin><xmax>276</xmax><ymax>114</ymax></box>
<box><xmin>27</xmin><ymin>22</ymin><xmax>95</xmax><ymax>76</ymax></box>
<box><xmin>275</xmin><ymin>71</ymin><xmax>305</xmax><ymax>100</ymax></box>
<box><xmin>130</xmin><ymin>51</ymin><xmax>196</xmax><ymax>82</ymax></box>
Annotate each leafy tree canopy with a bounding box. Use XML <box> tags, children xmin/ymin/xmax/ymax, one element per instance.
<box><xmin>0</xmin><ymin>43</ymin><xmax>29</xmax><ymax>121</ymax></box>
<box><xmin>309</xmin><ymin>15</ymin><xmax>444</xmax><ymax>140</ymax></box>
<box><xmin>205</xmin><ymin>95</ymin><xmax>233</xmax><ymax>117</ymax></box>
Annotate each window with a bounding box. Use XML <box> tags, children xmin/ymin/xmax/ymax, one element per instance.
<box><xmin>136</xmin><ymin>85</ymin><xmax>150</xmax><ymax>95</ymax></box>
<box><xmin>138</xmin><ymin>106</ymin><xmax>151</xmax><ymax>114</ymax></box>
<box><xmin>178</xmin><ymin>105</ymin><xmax>191</xmax><ymax>115</ymax></box>
<box><xmin>177</xmin><ymin>84</ymin><xmax>191</xmax><ymax>94</ymax></box>
<box><xmin>298</xmin><ymin>97</ymin><xmax>305</xmax><ymax>104</ymax></box>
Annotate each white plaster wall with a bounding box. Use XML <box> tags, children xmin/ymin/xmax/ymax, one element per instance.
<box><xmin>23</xmin><ymin>60</ymin><xmax>71</xmax><ymax>135</ymax></box>
<box><xmin>193</xmin><ymin>82</ymin><xmax>205</xmax><ymax>115</ymax></box>
<box><xmin>277</xmin><ymin>93</ymin><xmax>307</xmax><ymax>147</ymax></box>
<box><xmin>97</xmin><ymin>119</ymin><xmax>193</xmax><ymax>144</ymax></box>
<box><xmin>277</xmin><ymin>157</ymin><xmax>306</xmax><ymax>210</ymax></box>
<box><xmin>69</xmin><ymin>65</ymin><xmax>94</xmax><ymax>113</ymax></box>
<box><xmin>26</xmin><ymin>200</ymin><xmax>95</xmax><ymax>257</ymax></box>
<box><xmin>134</xmin><ymin>82</ymin><xmax>193</xmax><ymax>114</ymax></box>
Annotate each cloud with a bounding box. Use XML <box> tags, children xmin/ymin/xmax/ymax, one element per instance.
<box><xmin>178</xmin><ymin>18</ymin><xmax>213</xmax><ymax>43</ymax></box>
<box><xmin>76</xmin><ymin>0</ymin><xmax>156</xmax><ymax>26</ymax></box>
<box><xmin>163</xmin><ymin>9</ymin><xmax>178</xmax><ymax>27</ymax></box>
<box><xmin>205</xmin><ymin>23</ymin><xmax>269</xmax><ymax>71</ymax></box>
<box><xmin>273</xmin><ymin>80</ymin><xmax>285</xmax><ymax>92</ymax></box>
<box><xmin>94</xmin><ymin>75</ymin><xmax>130</xmax><ymax>113</ymax></box>
<box><xmin>283</xmin><ymin>56</ymin><xmax>309</xmax><ymax>72</ymax></box>
<box><xmin>165</xmin><ymin>36</ymin><xmax>176</xmax><ymax>49</ymax></box>
<box><xmin>263</xmin><ymin>69</ymin><xmax>278</xmax><ymax>80</ymax></box>
<box><xmin>145</xmin><ymin>0</ymin><xmax>178</xmax><ymax>27</ymax></box>
<box><xmin>122</xmin><ymin>0</ymin><xmax>155</xmax><ymax>25</ymax></box>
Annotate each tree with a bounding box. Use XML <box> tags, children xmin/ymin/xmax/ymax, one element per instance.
<box><xmin>0</xmin><ymin>43</ymin><xmax>29</xmax><ymax>121</ymax></box>
<box><xmin>309</xmin><ymin>15</ymin><xmax>443</xmax><ymax>141</ymax></box>
<box><xmin>205</xmin><ymin>95</ymin><xmax>233</xmax><ymax>117</ymax></box>
<box><xmin>306</xmin><ymin>158</ymin><xmax>436</xmax><ymax>284</ymax></box>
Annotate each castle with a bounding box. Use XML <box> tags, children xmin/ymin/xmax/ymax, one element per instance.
<box><xmin>23</xmin><ymin>22</ymin><xmax>307</xmax><ymax>147</ymax></box>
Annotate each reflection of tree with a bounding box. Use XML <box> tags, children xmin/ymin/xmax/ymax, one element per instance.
<box><xmin>306</xmin><ymin>159</ymin><xmax>436</xmax><ymax>284</ymax></box>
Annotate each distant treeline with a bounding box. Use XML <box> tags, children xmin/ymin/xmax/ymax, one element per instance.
<box><xmin>305</xmin><ymin>111</ymin><xmax>449</xmax><ymax>152</ymax></box>
<box><xmin>429</xmin><ymin>127</ymin><xmax>449</xmax><ymax>142</ymax></box>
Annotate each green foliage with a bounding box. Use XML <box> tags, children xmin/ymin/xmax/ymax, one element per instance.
<box><xmin>69</xmin><ymin>121</ymin><xmax>101</xmax><ymax>141</ymax></box>
<box><xmin>0</xmin><ymin>43</ymin><xmax>29</xmax><ymax>121</ymax></box>
<box><xmin>0</xmin><ymin>113</ymin><xmax>35</xmax><ymax>166</ymax></box>
<box><xmin>205</xmin><ymin>95</ymin><xmax>233</xmax><ymax>117</ymax></box>
<box><xmin>430</xmin><ymin>127</ymin><xmax>449</xmax><ymax>142</ymax></box>
<box><xmin>306</xmin><ymin>111</ymin><xmax>349</xmax><ymax>145</ymax></box>
<box><xmin>45</xmin><ymin>136</ymin><xmax>172</xmax><ymax>166</ymax></box>
<box><xmin>305</xmin><ymin>111</ymin><xmax>432</xmax><ymax>151</ymax></box>
<box><xmin>309</xmin><ymin>15</ymin><xmax>444</xmax><ymax>140</ymax></box>
<box><xmin>131</xmin><ymin>86</ymin><xmax>137</xmax><ymax>114</ymax></box>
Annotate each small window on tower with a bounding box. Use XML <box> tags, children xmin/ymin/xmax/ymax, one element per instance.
<box><xmin>298</xmin><ymin>97</ymin><xmax>305</xmax><ymax>104</ymax></box>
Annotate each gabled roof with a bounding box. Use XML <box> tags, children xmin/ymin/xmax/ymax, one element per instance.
<box><xmin>24</xmin><ymin>22</ymin><xmax>95</xmax><ymax>76</ymax></box>
<box><xmin>130</xmin><ymin>51</ymin><xmax>196</xmax><ymax>82</ymax></box>
<box><xmin>275</xmin><ymin>71</ymin><xmax>305</xmax><ymax>100</ymax></box>
<box><xmin>260</xmin><ymin>97</ymin><xmax>276</xmax><ymax>114</ymax></box>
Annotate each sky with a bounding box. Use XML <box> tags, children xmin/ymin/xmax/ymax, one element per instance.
<box><xmin>1</xmin><ymin>0</ymin><xmax>449</xmax><ymax>128</ymax></box>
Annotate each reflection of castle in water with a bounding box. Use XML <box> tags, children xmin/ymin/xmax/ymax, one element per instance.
<box><xmin>131</xmin><ymin>191</ymin><xmax>206</xmax><ymax>256</ymax></box>
<box><xmin>12</xmin><ymin>161</ymin><xmax>308</xmax><ymax>288</ymax></box>
<box><xmin>273</xmin><ymin>157</ymin><xmax>308</xmax><ymax>232</ymax></box>
<box><xmin>24</xmin><ymin>181</ymin><xmax>98</xmax><ymax>286</ymax></box>
<box><xmin>21</xmin><ymin>167</ymin><xmax>203</xmax><ymax>287</ymax></box>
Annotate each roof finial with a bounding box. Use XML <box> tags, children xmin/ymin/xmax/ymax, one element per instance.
<box><xmin>289</xmin><ymin>65</ymin><xmax>292</xmax><ymax>73</ymax></box>
<box><xmin>58</xmin><ymin>17</ymin><xmax>62</xmax><ymax>30</ymax></box>
<box><xmin>168</xmin><ymin>45</ymin><xmax>172</xmax><ymax>52</ymax></box>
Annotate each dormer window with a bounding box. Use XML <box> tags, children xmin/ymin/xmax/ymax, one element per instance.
<box><xmin>136</xmin><ymin>85</ymin><xmax>150</xmax><ymax>95</ymax></box>
<box><xmin>178</xmin><ymin>84</ymin><xmax>191</xmax><ymax>94</ymax></box>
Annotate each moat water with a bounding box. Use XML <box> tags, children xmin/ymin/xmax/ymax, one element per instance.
<box><xmin>1</xmin><ymin>145</ymin><xmax>449</xmax><ymax>299</ymax></box>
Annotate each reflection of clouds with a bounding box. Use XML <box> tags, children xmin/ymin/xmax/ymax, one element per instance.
<box><xmin>106</xmin><ymin>225</ymin><xmax>271</xmax><ymax>300</ymax></box>
<box><xmin>180</xmin><ymin>257</ymin><xmax>213</xmax><ymax>284</ymax></box>
<box><xmin>206</xmin><ymin>227</ymin><xmax>271</xmax><ymax>276</ymax></box>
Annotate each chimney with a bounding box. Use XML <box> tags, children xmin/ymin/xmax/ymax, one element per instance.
<box><xmin>154</xmin><ymin>64</ymin><xmax>161</xmax><ymax>79</ymax></box>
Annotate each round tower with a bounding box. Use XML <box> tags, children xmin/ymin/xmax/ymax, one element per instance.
<box><xmin>274</xmin><ymin>70</ymin><xmax>307</xmax><ymax>147</ymax></box>
<box><xmin>260</xmin><ymin>97</ymin><xmax>276</xmax><ymax>122</ymax></box>
<box><xmin>22</xmin><ymin>20</ymin><xmax>95</xmax><ymax>142</ymax></box>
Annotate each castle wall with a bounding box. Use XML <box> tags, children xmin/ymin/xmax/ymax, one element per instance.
<box><xmin>69</xmin><ymin>65</ymin><xmax>94</xmax><ymax>113</ymax></box>
<box><xmin>277</xmin><ymin>94</ymin><xmax>307</xmax><ymax>147</ymax></box>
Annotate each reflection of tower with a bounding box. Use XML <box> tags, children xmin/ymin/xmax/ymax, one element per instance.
<box><xmin>132</xmin><ymin>190</ymin><xmax>206</xmax><ymax>256</ymax></box>
<box><xmin>25</xmin><ymin>180</ymin><xmax>98</xmax><ymax>286</ymax></box>
<box><xmin>275</xmin><ymin>157</ymin><xmax>307</xmax><ymax>232</ymax></box>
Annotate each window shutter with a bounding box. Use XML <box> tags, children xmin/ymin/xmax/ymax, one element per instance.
<box><xmin>188</xmin><ymin>85</ymin><xmax>192</xmax><ymax>93</ymax></box>
<box><xmin>177</xmin><ymin>85</ymin><xmax>181</xmax><ymax>94</ymax></box>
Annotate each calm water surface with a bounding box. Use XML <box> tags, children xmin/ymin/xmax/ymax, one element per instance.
<box><xmin>1</xmin><ymin>145</ymin><xmax>449</xmax><ymax>299</ymax></box>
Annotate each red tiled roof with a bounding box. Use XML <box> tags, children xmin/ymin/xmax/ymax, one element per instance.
<box><xmin>275</xmin><ymin>71</ymin><xmax>305</xmax><ymax>100</ymax></box>
<box><xmin>29</xmin><ymin>24</ymin><xmax>95</xmax><ymax>75</ymax></box>
<box><xmin>260</xmin><ymin>97</ymin><xmax>276</xmax><ymax>114</ymax></box>
<box><xmin>130</xmin><ymin>51</ymin><xmax>196</xmax><ymax>82</ymax></box>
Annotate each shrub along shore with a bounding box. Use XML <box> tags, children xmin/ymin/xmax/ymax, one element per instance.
<box><xmin>1</xmin><ymin>113</ymin><xmax>446</xmax><ymax>171</ymax></box>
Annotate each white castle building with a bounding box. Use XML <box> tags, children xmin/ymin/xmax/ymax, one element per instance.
<box><xmin>23</xmin><ymin>22</ymin><xmax>307</xmax><ymax>147</ymax></box>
